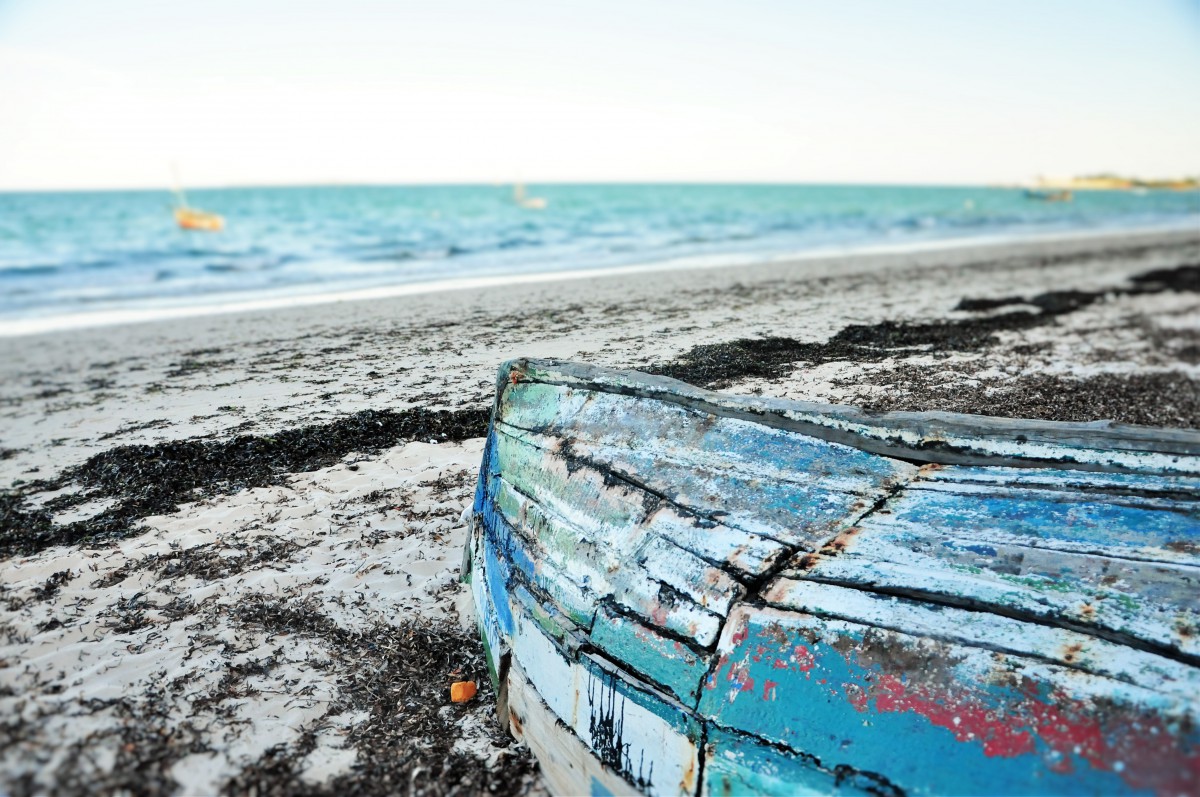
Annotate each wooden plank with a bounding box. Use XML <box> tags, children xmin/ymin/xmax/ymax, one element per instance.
<box><xmin>697</xmin><ymin>605</ymin><xmax>1199</xmax><ymax>796</ymax></box>
<box><xmin>773</xmin><ymin>458</ymin><xmax>1200</xmax><ymax>659</ymax></box>
<box><xmin>492</xmin><ymin>470</ymin><xmax>725</xmax><ymax>646</ymax></box>
<box><xmin>590</xmin><ymin>606</ymin><xmax>712</xmax><ymax>707</ymax></box>
<box><xmin>479</xmin><ymin>474</ymin><xmax>599</xmax><ymax>629</ymax></box>
<box><xmin>922</xmin><ymin>463</ymin><xmax>1200</xmax><ymax>495</ymax></box>
<box><xmin>702</xmin><ymin>727</ymin><xmax>897</xmax><ymax>797</ymax></box>
<box><xmin>491</xmin><ymin>424</ymin><xmax>747</xmax><ymax>639</ymax></box>
<box><xmin>495</xmin><ymin>419</ymin><xmax>786</xmax><ymax>576</ymax></box>
<box><xmin>467</xmin><ymin>518</ymin><xmax>508</xmax><ymax>683</ymax></box>
<box><xmin>497</xmin><ymin>419</ymin><xmax>789</xmax><ymax>577</ymax></box>
<box><xmin>499</xmin><ymin>382</ymin><xmax>910</xmax><ymax>495</ymax></box>
<box><xmin>782</xmin><ymin>522</ymin><xmax>1200</xmax><ymax>660</ymax></box>
<box><xmin>508</xmin><ymin>599</ymin><xmax>703</xmax><ymax>797</ymax></box>
<box><xmin>762</xmin><ymin>578</ymin><xmax>1200</xmax><ymax>697</ymax></box>
<box><xmin>506</xmin><ymin>659</ymin><xmax>642</xmax><ymax>797</ymax></box>
<box><xmin>511</xmin><ymin>580</ymin><xmax>579</xmax><ymax>648</ymax></box>
<box><xmin>890</xmin><ymin>481</ymin><xmax>1200</xmax><ymax>565</ymax></box>
<box><xmin>641</xmin><ymin>502</ymin><xmax>789</xmax><ymax>579</ymax></box>
<box><xmin>504</xmin><ymin>358</ymin><xmax>1200</xmax><ymax>474</ymax></box>
<box><xmin>497</xmin><ymin>382</ymin><xmax>914</xmax><ymax>549</ymax></box>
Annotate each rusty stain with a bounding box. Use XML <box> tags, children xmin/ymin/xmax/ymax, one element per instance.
<box><xmin>820</xmin><ymin>526</ymin><xmax>862</xmax><ymax>556</ymax></box>
<box><xmin>679</xmin><ymin>751</ymin><xmax>697</xmax><ymax>792</ymax></box>
<box><xmin>509</xmin><ymin>707</ymin><xmax>524</xmax><ymax>735</ymax></box>
<box><xmin>1174</xmin><ymin>617</ymin><xmax>1196</xmax><ymax>639</ymax></box>
<box><xmin>1060</xmin><ymin>642</ymin><xmax>1084</xmax><ymax>664</ymax></box>
<box><xmin>795</xmin><ymin>553</ymin><xmax>821</xmax><ymax>571</ymax></box>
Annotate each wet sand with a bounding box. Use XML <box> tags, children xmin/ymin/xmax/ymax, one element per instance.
<box><xmin>1</xmin><ymin>227</ymin><xmax>1198</xmax><ymax>795</ymax></box>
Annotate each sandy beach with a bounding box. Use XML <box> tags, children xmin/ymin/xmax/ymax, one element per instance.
<box><xmin>2</xmin><ymin>226</ymin><xmax>1199</xmax><ymax>796</ymax></box>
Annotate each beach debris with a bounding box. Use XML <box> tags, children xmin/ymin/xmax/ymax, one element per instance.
<box><xmin>450</xmin><ymin>680</ymin><xmax>477</xmax><ymax>703</ymax></box>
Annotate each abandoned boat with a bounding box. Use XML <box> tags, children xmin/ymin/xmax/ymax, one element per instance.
<box><xmin>465</xmin><ymin>358</ymin><xmax>1199</xmax><ymax>796</ymax></box>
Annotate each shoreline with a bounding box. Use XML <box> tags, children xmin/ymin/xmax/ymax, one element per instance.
<box><xmin>2</xmin><ymin>225</ymin><xmax>1198</xmax><ymax>795</ymax></box>
<box><xmin>3</xmin><ymin>220</ymin><xmax>1197</xmax><ymax>338</ymax></box>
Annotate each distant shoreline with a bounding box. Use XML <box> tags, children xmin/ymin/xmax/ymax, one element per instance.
<box><xmin>3</xmin><ymin>219</ymin><xmax>1197</xmax><ymax>338</ymax></box>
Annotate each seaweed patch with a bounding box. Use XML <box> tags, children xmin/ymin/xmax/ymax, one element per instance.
<box><xmin>649</xmin><ymin>262</ymin><xmax>1200</xmax><ymax>391</ymax></box>
<box><xmin>0</xmin><ymin>405</ymin><xmax>489</xmax><ymax>560</ymax></box>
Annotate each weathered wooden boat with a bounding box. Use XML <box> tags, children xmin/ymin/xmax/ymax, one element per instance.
<box><xmin>465</xmin><ymin>358</ymin><xmax>1199</xmax><ymax>796</ymax></box>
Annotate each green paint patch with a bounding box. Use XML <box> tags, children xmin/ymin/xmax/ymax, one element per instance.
<box><xmin>997</xmin><ymin>573</ymin><xmax>1075</xmax><ymax>593</ymax></box>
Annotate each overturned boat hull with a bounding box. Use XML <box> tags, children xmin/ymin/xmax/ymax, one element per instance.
<box><xmin>466</xmin><ymin>359</ymin><xmax>1200</xmax><ymax>796</ymax></box>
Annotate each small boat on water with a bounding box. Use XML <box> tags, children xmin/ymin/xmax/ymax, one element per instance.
<box><xmin>1024</xmin><ymin>188</ymin><xmax>1073</xmax><ymax>202</ymax></box>
<box><xmin>174</xmin><ymin>206</ymin><xmax>225</xmax><ymax>232</ymax></box>
<box><xmin>170</xmin><ymin>166</ymin><xmax>224</xmax><ymax>231</ymax></box>
<box><xmin>513</xmin><ymin>183</ymin><xmax>548</xmax><ymax>210</ymax></box>
<box><xmin>466</xmin><ymin>358</ymin><xmax>1199</xmax><ymax>796</ymax></box>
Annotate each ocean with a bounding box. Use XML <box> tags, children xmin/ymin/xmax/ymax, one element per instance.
<box><xmin>1</xmin><ymin>183</ymin><xmax>1197</xmax><ymax>333</ymax></box>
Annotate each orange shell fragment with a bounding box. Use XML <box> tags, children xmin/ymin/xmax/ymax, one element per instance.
<box><xmin>450</xmin><ymin>680</ymin><xmax>477</xmax><ymax>703</ymax></box>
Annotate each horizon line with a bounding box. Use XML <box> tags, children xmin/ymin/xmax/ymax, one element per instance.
<box><xmin>0</xmin><ymin>177</ymin><xmax>1108</xmax><ymax>194</ymax></box>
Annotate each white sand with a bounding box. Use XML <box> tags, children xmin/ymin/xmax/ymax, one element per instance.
<box><xmin>2</xmin><ymin>440</ymin><xmax>492</xmax><ymax>793</ymax></box>
<box><xmin>1</xmin><ymin>226</ymin><xmax>1198</xmax><ymax>794</ymax></box>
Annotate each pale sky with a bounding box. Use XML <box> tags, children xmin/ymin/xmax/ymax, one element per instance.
<box><xmin>1</xmin><ymin>0</ymin><xmax>1198</xmax><ymax>190</ymax></box>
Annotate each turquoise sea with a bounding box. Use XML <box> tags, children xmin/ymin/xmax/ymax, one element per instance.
<box><xmin>1</xmin><ymin>184</ymin><xmax>1197</xmax><ymax>330</ymax></box>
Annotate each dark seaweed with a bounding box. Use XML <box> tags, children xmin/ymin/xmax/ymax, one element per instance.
<box><xmin>0</xmin><ymin>406</ymin><xmax>489</xmax><ymax>560</ymax></box>
<box><xmin>853</xmin><ymin>369</ymin><xmax>1200</xmax><ymax>429</ymax></box>
<box><xmin>1131</xmin><ymin>263</ymin><xmax>1200</xmax><ymax>292</ymax></box>
<box><xmin>221</xmin><ymin>595</ymin><xmax>536</xmax><ymax>797</ymax></box>
<box><xmin>952</xmin><ymin>263</ymin><xmax>1200</xmax><ymax>313</ymax></box>
<box><xmin>651</xmin><ymin>262</ymin><xmax>1200</xmax><ymax>391</ymax></box>
<box><xmin>647</xmin><ymin>312</ymin><xmax>1042</xmax><ymax>389</ymax></box>
<box><xmin>1</xmin><ymin>595</ymin><xmax>534</xmax><ymax>797</ymax></box>
<box><xmin>0</xmin><ymin>698</ymin><xmax>214</xmax><ymax>797</ymax></box>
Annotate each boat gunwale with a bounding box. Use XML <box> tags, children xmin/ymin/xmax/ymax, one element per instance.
<box><xmin>498</xmin><ymin>357</ymin><xmax>1200</xmax><ymax>475</ymax></box>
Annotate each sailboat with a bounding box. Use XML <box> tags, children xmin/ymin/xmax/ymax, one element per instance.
<box><xmin>512</xmin><ymin>183</ymin><xmax>547</xmax><ymax>210</ymax></box>
<box><xmin>175</xmin><ymin>205</ymin><xmax>225</xmax><ymax>232</ymax></box>
<box><xmin>171</xmin><ymin>167</ymin><xmax>225</xmax><ymax>232</ymax></box>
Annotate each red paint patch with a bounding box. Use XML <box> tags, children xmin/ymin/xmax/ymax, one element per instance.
<box><xmin>871</xmin><ymin>673</ymin><xmax>1034</xmax><ymax>757</ymax></box>
<box><xmin>763</xmin><ymin>679</ymin><xmax>779</xmax><ymax>701</ymax></box>
<box><xmin>793</xmin><ymin>645</ymin><xmax>816</xmax><ymax>673</ymax></box>
<box><xmin>848</xmin><ymin>660</ymin><xmax>1199</xmax><ymax>794</ymax></box>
